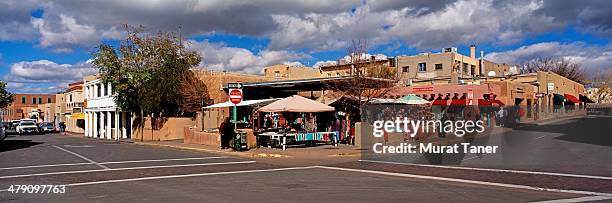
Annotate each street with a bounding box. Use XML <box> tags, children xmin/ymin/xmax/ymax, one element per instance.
<box><xmin>1</xmin><ymin>116</ymin><xmax>611</xmax><ymax>202</ymax></box>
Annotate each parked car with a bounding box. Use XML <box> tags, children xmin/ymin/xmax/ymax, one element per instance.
<box><xmin>39</xmin><ymin>122</ymin><xmax>55</xmax><ymax>133</ymax></box>
<box><xmin>4</xmin><ymin>121</ymin><xmax>17</xmax><ymax>135</ymax></box>
<box><xmin>17</xmin><ymin>120</ymin><xmax>38</xmax><ymax>135</ymax></box>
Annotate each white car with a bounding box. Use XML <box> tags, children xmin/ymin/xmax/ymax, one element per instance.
<box><xmin>17</xmin><ymin>120</ymin><xmax>39</xmax><ymax>135</ymax></box>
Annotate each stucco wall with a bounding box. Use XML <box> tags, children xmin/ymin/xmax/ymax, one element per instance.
<box><xmin>132</xmin><ymin>117</ymin><xmax>196</xmax><ymax>141</ymax></box>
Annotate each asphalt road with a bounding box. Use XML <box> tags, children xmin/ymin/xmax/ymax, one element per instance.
<box><xmin>0</xmin><ymin>117</ymin><xmax>611</xmax><ymax>202</ymax></box>
<box><xmin>363</xmin><ymin>115</ymin><xmax>612</xmax><ymax>176</ymax></box>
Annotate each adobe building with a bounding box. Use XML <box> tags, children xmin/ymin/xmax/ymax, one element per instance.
<box><xmin>395</xmin><ymin>45</ymin><xmax>513</xmax><ymax>85</ymax></box>
<box><xmin>507</xmin><ymin>71</ymin><xmax>586</xmax><ymax>113</ymax></box>
<box><xmin>64</xmin><ymin>81</ymin><xmax>85</xmax><ymax>133</ymax></box>
<box><xmin>319</xmin><ymin>56</ymin><xmax>394</xmax><ymax>78</ymax></box>
<box><xmin>263</xmin><ymin>64</ymin><xmax>322</xmax><ymax>80</ymax></box>
<box><xmin>2</xmin><ymin>94</ymin><xmax>55</xmax><ymax>122</ymax></box>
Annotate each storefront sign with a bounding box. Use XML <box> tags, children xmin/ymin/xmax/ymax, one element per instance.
<box><xmin>412</xmin><ymin>86</ymin><xmax>433</xmax><ymax>92</ymax></box>
<box><xmin>229</xmin><ymin>89</ymin><xmax>243</xmax><ymax>105</ymax></box>
<box><xmin>547</xmin><ymin>82</ymin><xmax>554</xmax><ymax>91</ymax></box>
<box><xmin>535</xmin><ymin>93</ymin><xmax>545</xmax><ymax>98</ymax></box>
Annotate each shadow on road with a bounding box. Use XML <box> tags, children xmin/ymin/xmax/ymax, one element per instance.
<box><xmin>514</xmin><ymin>117</ymin><xmax>612</xmax><ymax>147</ymax></box>
<box><xmin>0</xmin><ymin>140</ymin><xmax>43</xmax><ymax>152</ymax></box>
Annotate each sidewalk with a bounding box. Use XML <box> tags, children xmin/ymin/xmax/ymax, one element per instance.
<box><xmin>134</xmin><ymin>114</ymin><xmax>587</xmax><ymax>164</ymax></box>
<box><xmin>135</xmin><ymin>139</ymin><xmax>363</xmax><ymax>160</ymax></box>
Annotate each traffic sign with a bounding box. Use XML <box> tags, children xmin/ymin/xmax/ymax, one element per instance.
<box><xmin>227</xmin><ymin>82</ymin><xmax>243</xmax><ymax>89</ymax></box>
<box><xmin>229</xmin><ymin>89</ymin><xmax>243</xmax><ymax>105</ymax></box>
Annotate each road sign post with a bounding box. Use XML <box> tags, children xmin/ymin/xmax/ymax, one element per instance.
<box><xmin>228</xmin><ymin>84</ymin><xmax>243</xmax><ymax>131</ymax></box>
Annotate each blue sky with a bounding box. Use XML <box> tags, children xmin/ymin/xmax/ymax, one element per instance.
<box><xmin>1</xmin><ymin>0</ymin><xmax>611</xmax><ymax>93</ymax></box>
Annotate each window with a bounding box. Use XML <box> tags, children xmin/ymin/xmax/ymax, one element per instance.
<box><xmin>274</xmin><ymin>71</ymin><xmax>281</xmax><ymax>78</ymax></box>
<box><xmin>22</xmin><ymin>96</ymin><xmax>26</xmax><ymax>104</ymax></box>
<box><xmin>38</xmin><ymin>97</ymin><xmax>42</xmax><ymax>104</ymax></box>
<box><xmin>435</xmin><ymin>64</ymin><xmax>443</xmax><ymax>70</ymax></box>
<box><xmin>402</xmin><ymin>66</ymin><xmax>409</xmax><ymax>72</ymax></box>
<box><xmin>47</xmin><ymin>98</ymin><xmax>51</xmax><ymax>103</ymax></box>
<box><xmin>463</xmin><ymin>63</ymin><xmax>468</xmax><ymax>74</ymax></box>
<box><xmin>418</xmin><ymin>63</ymin><xmax>426</xmax><ymax>72</ymax></box>
<box><xmin>33</xmin><ymin>98</ymin><xmax>37</xmax><ymax>104</ymax></box>
<box><xmin>70</xmin><ymin>94</ymin><xmax>73</xmax><ymax>102</ymax></box>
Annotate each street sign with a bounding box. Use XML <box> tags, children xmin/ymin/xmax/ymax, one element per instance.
<box><xmin>229</xmin><ymin>89</ymin><xmax>243</xmax><ymax>105</ymax></box>
<box><xmin>227</xmin><ymin>82</ymin><xmax>243</xmax><ymax>89</ymax></box>
<box><xmin>547</xmin><ymin>82</ymin><xmax>554</xmax><ymax>91</ymax></box>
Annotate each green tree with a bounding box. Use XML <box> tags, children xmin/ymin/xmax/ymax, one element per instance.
<box><xmin>0</xmin><ymin>81</ymin><xmax>14</xmax><ymax>109</ymax></box>
<box><xmin>91</xmin><ymin>25</ymin><xmax>203</xmax><ymax>118</ymax></box>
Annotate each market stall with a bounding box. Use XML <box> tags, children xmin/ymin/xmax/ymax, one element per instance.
<box><xmin>257</xmin><ymin>95</ymin><xmax>337</xmax><ymax>150</ymax></box>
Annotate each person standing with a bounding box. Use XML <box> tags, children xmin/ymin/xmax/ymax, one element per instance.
<box><xmin>220</xmin><ymin>117</ymin><xmax>234</xmax><ymax>149</ymax></box>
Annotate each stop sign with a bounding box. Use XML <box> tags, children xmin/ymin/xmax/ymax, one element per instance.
<box><xmin>229</xmin><ymin>89</ymin><xmax>243</xmax><ymax>105</ymax></box>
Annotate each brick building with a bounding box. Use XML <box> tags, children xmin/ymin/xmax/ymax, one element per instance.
<box><xmin>2</xmin><ymin>94</ymin><xmax>56</xmax><ymax>122</ymax></box>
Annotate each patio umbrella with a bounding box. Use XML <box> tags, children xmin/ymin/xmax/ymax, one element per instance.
<box><xmin>259</xmin><ymin>95</ymin><xmax>335</xmax><ymax>112</ymax></box>
<box><xmin>397</xmin><ymin>94</ymin><xmax>431</xmax><ymax>105</ymax></box>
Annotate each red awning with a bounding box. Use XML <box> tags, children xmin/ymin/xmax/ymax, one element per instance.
<box><xmin>431</xmin><ymin>99</ymin><xmax>448</xmax><ymax>106</ymax></box>
<box><xmin>450</xmin><ymin>99</ymin><xmax>466</xmax><ymax>106</ymax></box>
<box><xmin>490</xmin><ymin>99</ymin><xmax>505</xmax><ymax>106</ymax></box>
<box><xmin>564</xmin><ymin>94</ymin><xmax>579</xmax><ymax>103</ymax></box>
<box><xmin>477</xmin><ymin>99</ymin><xmax>492</xmax><ymax>106</ymax></box>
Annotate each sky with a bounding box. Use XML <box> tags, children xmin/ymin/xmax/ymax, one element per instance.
<box><xmin>0</xmin><ymin>0</ymin><xmax>611</xmax><ymax>94</ymax></box>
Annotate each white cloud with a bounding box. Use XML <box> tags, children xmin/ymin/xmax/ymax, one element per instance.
<box><xmin>31</xmin><ymin>14</ymin><xmax>121</xmax><ymax>52</ymax></box>
<box><xmin>3</xmin><ymin>60</ymin><xmax>96</xmax><ymax>93</ymax></box>
<box><xmin>485</xmin><ymin>42</ymin><xmax>612</xmax><ymax>75</ymax></box>
<box><xmin>0</xmin><ymin>0</ymin><xmax>610</xmax><ymax>54</ymax></box>
<box><xmin>186</xmin><ymin>40</ymin><xmax>310</xmax><ymax>74</ymax></box>
<box><xmin>269</xmin><ymin>0</ymin><xmax>564</xmax><ymax>51</ymax></box>
<box><xmin>0</xmin><ymin>0</ymin><xmax>40</xmax><ymax>41</ymax></box>
<box><xmin>4</xmin><ymin>60</ymin><xmax>96</xmax><ymax>84</ymax></box>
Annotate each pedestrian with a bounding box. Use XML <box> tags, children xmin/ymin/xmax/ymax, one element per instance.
<box><xmin>59</xmin><ymin>122</ymin><xmax>66</xmax><ymax>134</ymax></box>
<box><xmin>221</xmin><ymin>117</ymin><xmax>234</xmax><ymax>149</ymax></box>
<box><xmin>439</xmin><ymin>112</ymin><xmax>448</xmax><ymax>138</ymax></box>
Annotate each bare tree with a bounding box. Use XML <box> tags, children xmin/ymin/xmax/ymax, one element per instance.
<box><xmin>521</xmin><ymin>57</ymin><xmax>586</xmax><ymax>83</ymax></box>
<box><xmin>325</xmin><ymin>39</ymin><xmax>397</xmax><ymax>120</ymax></box>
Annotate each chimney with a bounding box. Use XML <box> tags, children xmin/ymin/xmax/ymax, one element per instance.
<box><xmin>469</xmin><ymin>45</ymin><xmax>476</xmax><ymax>58</ymax></box>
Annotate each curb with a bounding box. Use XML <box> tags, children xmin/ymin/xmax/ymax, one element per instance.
<box><xmin>133</xmin><ymin>142</ymin><xmax>291</xmax><ymax>158</ymax></box>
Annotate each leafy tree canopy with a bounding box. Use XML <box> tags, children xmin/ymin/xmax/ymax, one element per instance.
<box><xmin>0</xmin><ymin>81</ymin><xmax>14</xmax><ymax>109</ymax></box>
<box><xmin>91</xmin><ymin>25</ymin><xmax>204</xmax><ymax>117</ymax></box>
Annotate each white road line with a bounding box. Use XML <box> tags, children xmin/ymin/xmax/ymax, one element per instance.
<box><xmin>0</xmin><ymin>157</ymin><xmax>227</xmax><ymax>171</ymax></box>
<box><xmin>53</xmin><ymin>145</ymin><xmax>109</xmax><ymax>169</ymax></box>
<box><xmin>315</xmin><ymin>166</ymin><xmax>612</xmax><ymax>197</ymax></box>
<box><xmin>0</xmin><ymin>160</ymin><xmax>256</xmax><ymax>179</ymax></box>
<box><xmin>531</xmin><ymin>195</ymin><xmax>612</xmax><ymax>203</ymax></box>
<box><xmin>63</xmin><ymin>145</ymin><xmax>94</xmax><ymax>148</ymax></box>
<box><xmin>535</xmin><ymin>135</ymin><xmax>547</xmax><ymax>140</ymax></box>
<box><xmin>101</xmin><ymin>157</ymin><xmax>227</xmax><ymax>164</ymax></box>
<box><xmin>0</xmin><ymin>166</ymin><xmax>315</xmax><ymax>192</ymax></box>
<box><xmin>359</xmin><ymin>159</ymin><xmax>612</xmax><ymax>180</ymax></box>
<box><xmin>0</xmin><ymin>162</ymin><xmax>91</xmax><ymax>171</ymax></box>
<box><xmin>461</xmin><ymin>156</ymin><xmax>480</xmax><ymax>161</ymax></box>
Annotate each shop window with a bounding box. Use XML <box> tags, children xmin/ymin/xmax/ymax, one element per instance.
<box><xmin>402</xmin><ymin>66</ymin><xmax>409</xmax><ymax>72</ymax></box>
<box><xmin>435</xmin><ymin>64</ymin><xmax>442</xmax><ymax>70</ymax></box>
<box><xmin>418</xmin><ymin>63</ymin><xmax>426</xmax><ymax>72</ymax></box>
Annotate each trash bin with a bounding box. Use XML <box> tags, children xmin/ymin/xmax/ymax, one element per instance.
<box><xmin>233</xmin><ymin>130</ymin><xmax>247</xmax><ymax>151</ymax></box>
